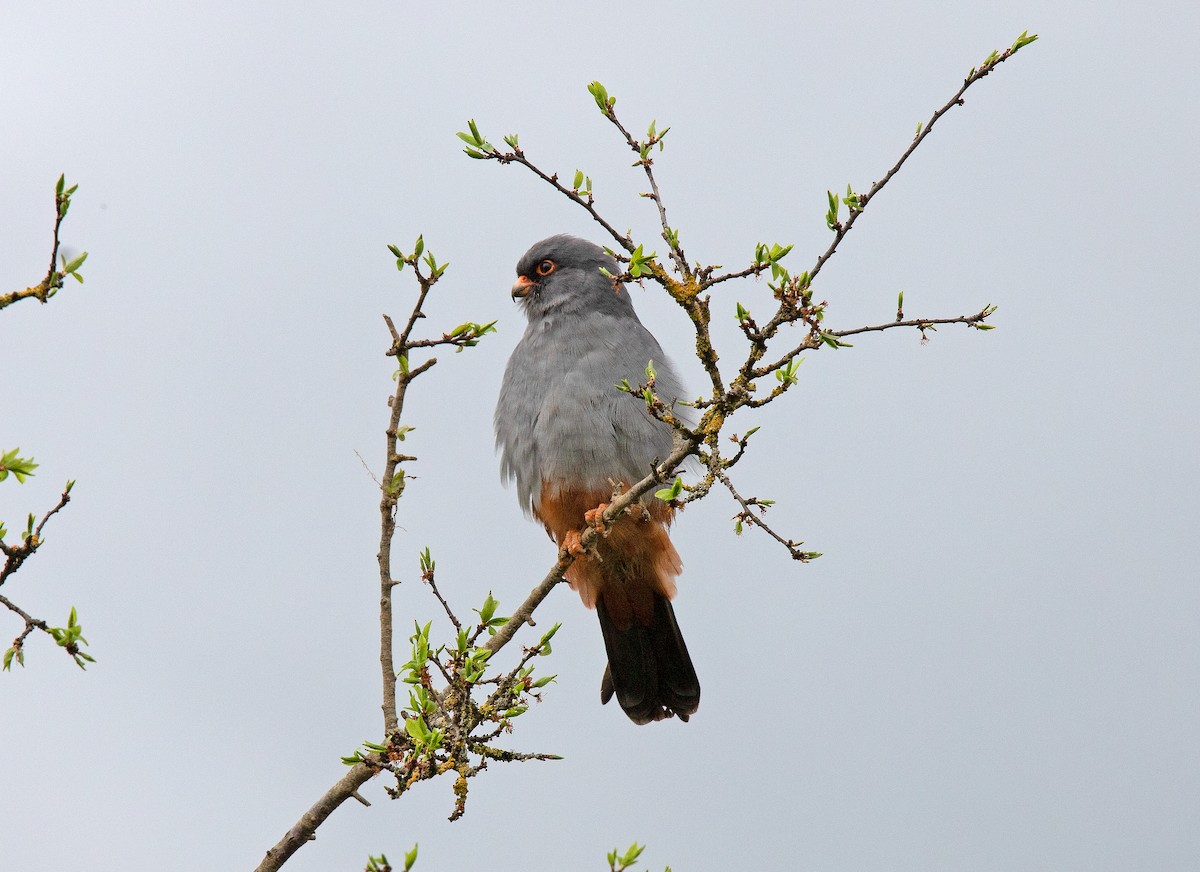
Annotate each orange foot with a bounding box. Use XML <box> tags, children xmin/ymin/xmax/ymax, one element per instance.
<box><xmin>561</xmin><ymin>529</ymin><xmax>587</xmax><ymax>558</ymax></box>
<box><xmin>584</xmin><ymin>502</ymin><xmax>610</xmax><ymax>534</ymax></box>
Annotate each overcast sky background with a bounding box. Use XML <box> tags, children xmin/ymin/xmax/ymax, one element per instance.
<box><xmin>3</xmin><ymin>2</ymin><xmax>1198</xmax><ymax>870</ymax></box>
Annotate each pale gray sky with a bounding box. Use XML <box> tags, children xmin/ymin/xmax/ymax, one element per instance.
<box><xmin>3</xmin><ymin>2</ymin><xmax>1198</xmax><ymax>870</ymax></box>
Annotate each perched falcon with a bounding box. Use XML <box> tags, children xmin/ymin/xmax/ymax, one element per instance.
<box><xmin>495</xmin><ymin>234</ymin><xmax>700</xmax><ymax>724</ymax></box>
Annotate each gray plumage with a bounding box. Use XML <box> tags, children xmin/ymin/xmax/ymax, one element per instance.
<box><xmin>495</xmin><ymin>234</ymin><xmax>700</xmax><ymax>724</ymax></box>
<box><xmin>495</xmin><ymin>234</ymin><xmax>688</xmax><ymax>515</ymax></box>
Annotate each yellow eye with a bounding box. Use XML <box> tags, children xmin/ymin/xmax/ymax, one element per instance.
<box><xmin>535</xmin><ymin>260</ymin><xmax>556</xmax><ymax>277</ymax></box>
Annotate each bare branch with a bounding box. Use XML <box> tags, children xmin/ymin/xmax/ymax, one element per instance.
<box><xmin>254</xmin><ymin>763</ymin><xmax>377</xmax><ymax>872</ymax></box>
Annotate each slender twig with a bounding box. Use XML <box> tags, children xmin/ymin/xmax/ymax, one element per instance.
<box><xmin>706</xmin><ymin>47</ymin><xmax>1019</xmax><ymax>409</ymax></box>
<box><xmin>1</xmin><ymin>593</ymin><xmax>48</xmax><ymax>651</ymax></box>
<box><xmin>832</xmin><ymin>307</ymin><xmax>995</xmax><ymax>339</ymax></box>
<box><xmin>702</xmin><ymin>263</ymin><xmax>768</xmax><ymax>288</ymax></box>
<box><xmin>1</xmin><ymin>177</ymin><xmax>84</xmax><ymax>312</ymax></box>
<box><xmin>377</xmin><ymin>363</ymin><xmax>418</xmax><ymax>737</ymax></box>
<box><xmin>423</xmin><ymin>570</ymin><xmax>461</xmax><ymax>633</ymax></box>
<box><xmin>354</xmin><ymin>449</ymin><xmax>382</xmax><ymax>488</ymax></box>
<box><xmin>34</xmin><ymin>486</ymin><xmax>71</xmax><ymax>538</ymax></box>
<box><xmin>750</xmin><ymin>305</ymin><xmax>995</xmax><ymax>381</ymax></box>
<box><xmin>2</xmin><ymin>485</ymin><xmax>76</xmax><ymax>667</ymax></box>
<box><xmin>706</xmin><ymin>42</ymin><xmax>1028</xmax><ymax>291</ymax></box>
<box><xmin>598</xmin><ymin>110</ymin><xmax>691</xmax><ymax>278</ymax></box>
<box><xmin>716</xmin><ymin>469</ymin><xmax>816</xmax><ymax>561</ymax></box>
<box><xmin>376</xmin><ymin>309</ymin><xmax>438</xmax><ymax>737</ymax></box>
<box><xmin>489</xmin><ymin>150</ymin><xmax>633</xmax><ymax>255</ymax></box>
<box><xmin>0</xmin><ymin>485</ymin><xmax>72</xmax><ymax>586</ymax></box>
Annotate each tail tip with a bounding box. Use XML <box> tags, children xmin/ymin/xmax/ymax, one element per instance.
<box><xmin>601</xmin><ymin>664</ymin><xmax>699</xmax><ymax>724</ymax></box>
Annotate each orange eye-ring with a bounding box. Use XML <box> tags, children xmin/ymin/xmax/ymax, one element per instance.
<box><xmin>535</xmin><ymin>260</ymin><xmax>556</xmax><ymax>277</ymax></box>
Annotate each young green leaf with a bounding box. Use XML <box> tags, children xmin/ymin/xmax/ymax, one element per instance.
<box><xmin>775</xmin><ymin>357</ymin><xmax>804</xmax><ymax>386</ymax></box>
<box><xmin>478</xmin><ymin>592</ymin><xmax>498</xmax><ymax>624</ymax></box>
<box><xmin>405</xmin><ymin>715</ymin><xmax>430</xmax><ymax>744</ymax></box>
<box><xmin>1011</xmin><ymin>30</ymin><xmax>1039</xmax><ymax>52</ymax></box>
<box><xmin>64</xmin><ymin>252</ymin><xmax>88</xmax><ymax>274</ymax></box>
<box><xmin>587</xmin><ymin>81</ymin><xmax>614</xmax><ymax>112</ymax></box>
<box><xmin>655</xmin><ymin>476</ymin><xmax>684</xmax><ymax>502</ymax></box>
<box><xmin>0</xmin><ymin>448</ymin><xmax>38</xmax><ymax>483</ymax></box>
<box><xmin>825</xmin><ymin>190</ymin><xmax>840</xmax><ymax>230</ymax></box>
<box><xmin>539</xmin><ymin>622</ymin><xmax>561</xmax><ymax>650</ymax></box>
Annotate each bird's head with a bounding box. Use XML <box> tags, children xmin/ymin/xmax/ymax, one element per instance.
<box><xmin>510</xmin><ymin>234</ymin><xmax>630</xmax><ymax>319</ymax></box>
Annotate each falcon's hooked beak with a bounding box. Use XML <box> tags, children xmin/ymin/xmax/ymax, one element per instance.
<box><xmin>511</xmin><ymin>274</ymin><xmax>535</xmax><ymax>299</ymax></box>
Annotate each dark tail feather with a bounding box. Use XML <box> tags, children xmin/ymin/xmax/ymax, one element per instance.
<box><xmin>597</xmin><ymin>594</ymin><xmax>700</xmax><ymax>724</ymax></box>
